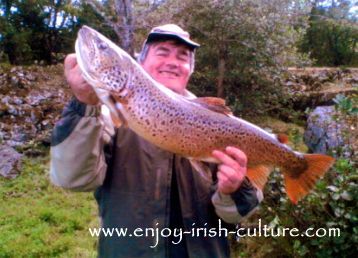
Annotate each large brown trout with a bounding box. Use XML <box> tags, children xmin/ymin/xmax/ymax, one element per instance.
<box><xmin>75</xmin><ymin>25</ymin><xmax>335</xmax><ymax>204</ymax></box>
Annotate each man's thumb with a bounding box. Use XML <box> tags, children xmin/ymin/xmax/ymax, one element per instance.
<box><xmin>64</xmin><ymin>53</ymin><xmax>77</xmax><ymax>71</ymax></box>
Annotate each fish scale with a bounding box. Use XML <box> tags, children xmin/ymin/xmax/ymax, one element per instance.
<box><xmin>75</xmin><ymin>25</ymin><xmax>335</xmax><ymax>204</ymax></box>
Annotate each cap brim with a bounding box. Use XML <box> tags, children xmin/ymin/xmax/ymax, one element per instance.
<box><xmin>147</xmin><ymin>33</ymin><xmax>200</xmax><ymax>49</ymax></box>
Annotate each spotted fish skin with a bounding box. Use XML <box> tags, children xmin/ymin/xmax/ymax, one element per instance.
<box><xmin>75</xmin><ymin>25</ymin><xmax>335</xmax><ymax>204</ymax></box>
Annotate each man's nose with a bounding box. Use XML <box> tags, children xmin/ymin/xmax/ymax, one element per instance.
<box><xmin>164</xmin><ymin>56</ymin><xmax>179</xmax><ymax>68</ymax></box>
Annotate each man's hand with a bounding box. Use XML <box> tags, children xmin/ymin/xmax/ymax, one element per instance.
<box><xmin>64</xmin><ymin>54</ymin><xmax>99</xmax><ymax>105</ymax></box>
<box><xmin>212</xmin><ymin>147</ymin><xmax>247</xmax><ymax>195</ymax></box>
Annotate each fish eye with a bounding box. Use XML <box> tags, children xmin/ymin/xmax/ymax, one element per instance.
<box><xmin>98</xmin><ymin>42</ymin><xmax>108</xmax><ymax>50</ymax></box>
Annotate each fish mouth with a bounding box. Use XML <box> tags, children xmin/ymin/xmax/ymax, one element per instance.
<box><xmin>78</xmin><ymin>25</ymin><xmax>96</xmax><ymax>44</ymax></box>
<box><xmin>75</xmin><ymin>26</ymin><xmax>100</xmax><ymax>83</ymax></box>
<box><xmin>77</xmin><ymin>26</ymin><xmax>96</xmax><ymax>60</ymax></box>
<box><xmin>76</xmin><ymin>25</ymin><xmax>127</xmax><ymax>68</ymax></box>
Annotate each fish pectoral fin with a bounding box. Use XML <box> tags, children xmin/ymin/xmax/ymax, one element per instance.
<box><xmin>284</xmin><ymin>154</ymin><xmax>335</xmax><ymax>205</ymax></box>
<box><xmin>191</xmin><ymin>97</ymin><xmax>233</xmax><ymax>116</ymax></box>
<box><xmin>189</xmin><ymin>159</ymin><xmax>213</xmax><ymax>183</ymax></box>
<box><xmin>101</xmin><ymin>103</ymin><xmax>126</xmax><ymax>128</ymax></box>
<box><xmin>110</xmin><ymin>111</ymin><xmax>124</xmax><ymax>128</ymax></box>
<box><xmin>97</xmin><ymin>90</ymin><xmax>128</xmax><ymax>128</ymax></box>
<box><xmin>107</xmin><ymin>95</ymin><xmax>128</xmax><ymax>128</ymax></box>
<box><xmin>246</xmin><ymin>165</ymin><xmax>273</xmax><ymax>190</ymax></box>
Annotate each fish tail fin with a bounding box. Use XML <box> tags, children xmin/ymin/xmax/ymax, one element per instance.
<box><xmin>284</xmin><ymin>154</ymin><xmax>335</xmax><ymax>204</ymax></box>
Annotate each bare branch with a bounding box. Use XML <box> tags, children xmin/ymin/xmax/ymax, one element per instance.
<box><xmin>86</xmin><ymin>0</ymin><xmax>116</xmax><ymax>29</ymax></box>
<box><xmin>137</xmin><ymin>0</ymin><xmax>164</xmax><ymax>19</ymax></box>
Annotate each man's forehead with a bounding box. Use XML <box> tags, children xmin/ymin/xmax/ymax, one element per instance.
<box><xmin>150</xmin><ymin>40</ymin><xmax>192</xmax><ymax>52</ymax></box>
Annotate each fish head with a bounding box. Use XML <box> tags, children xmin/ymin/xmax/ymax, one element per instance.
<box><xmin>75</xmin><ymin>25</ymin><xmax>134</xmax><ymax>99</ymax></box>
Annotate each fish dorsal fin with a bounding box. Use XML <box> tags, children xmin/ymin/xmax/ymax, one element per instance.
<box><xmin>277</xmin><ymin>133</ymin><xmax>289</xmax><ymax>144</ymax></box>
<box><xmin>191</xmin><ymin>97</ymin><xmax>232</xmax><ymax>115</ymax></box>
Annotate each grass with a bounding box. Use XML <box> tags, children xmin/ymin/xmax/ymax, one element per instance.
<box><xmin>0</xmin><ymin>153</ymin><xmax>99</xmax><ymax>258</ymax></box>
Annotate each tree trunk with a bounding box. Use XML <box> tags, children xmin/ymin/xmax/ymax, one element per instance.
<box><xmin>87</xmin><ymin>0</ymin><xmax>165</xmax><ymax>57</ymax></box>
<box><xmin>114</xmin><ymin>0</ymin><xmax>134</xmax><ymax>56</ymax></box>
<box><xmin>217</xmin><ymin>56</ymin><xmax>226</xmax><ymax>98</ymax></box>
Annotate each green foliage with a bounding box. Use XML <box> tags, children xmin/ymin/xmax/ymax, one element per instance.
<box><xmin>288</xmin><ymin>128</ymin><xmax>303</xmax><ymax>150</ymax></box>
<box><xmin>0</xmin><ymin>0</ymin><xmax>80</xmax><ymax>65</ymax></box>
<box><xmin>333</xmin><ymin>93</ymin><xmax>358</xmax><ymax>115</ymax></box>
<box><xmin>0</xmin><ymin>1</ymin><xmax>124</xmax><ymax>65</ymax></box>
<box><xmin>0</xmin><ymin>155</ymin><xmax>98</xmax><ymax>257</ymax></box>
<box><xmin>300</xmin><ymin>1</ymin><xmax>358</xmax><ymax>66</ymax></box>
<box><xmin>154</xmin><ymin>0</ymin><xmax>312</xmax><ymax>117</ymax></box>
<box><xmin>237</xmin><ymin>110</ymin><xmax>357</xmax><ymax>257</ymax></box>
<box><xmin>75</xmin><ymin>3</ymin><xmax>118</xmax><ymax>44</ymax></box>
<box><xmin>239</xmin><ymin>157</ymin><xmax>357</xmax><ymax>257</ymax></box>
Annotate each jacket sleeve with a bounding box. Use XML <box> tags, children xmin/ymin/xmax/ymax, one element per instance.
<box><xmin>211</xmin><ymin>177</ymin><xmax>263</xmax><ymax>224</ymax></box>
<box><xmin>50</xmin><ymin>97</ymin><xmax>114</xmax><ymax>191</ymax></box>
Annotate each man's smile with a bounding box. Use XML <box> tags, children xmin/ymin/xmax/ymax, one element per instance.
<box><xmin>158</xmin><ymin>70</ymin><xmax>179</xmax><ymax>77</ymax></box>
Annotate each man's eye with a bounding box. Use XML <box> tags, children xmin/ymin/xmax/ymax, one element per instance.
<box><xmin>178</xmin><ymin>55</ymin><xmax>189</xmax><ymax>62</ymax></box>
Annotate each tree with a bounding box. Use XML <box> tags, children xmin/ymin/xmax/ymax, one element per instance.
<box><xmin>0</xmin><ymin>0</ymin><xmax>79</xmax><ymax>64</ymax></box>
<box><xmin>300</xmin><ymin>0</ymin><xmax>358</xmax><ymax>66</ymax></box>
<box><xmin>85</xmin><ymin>0</ymin><xmax>166</xmax><ymax>56</ymax></box>
<box><xmin>145</xmin><ymin>0</ymin><xmax>310</xmax><ymax>115</ymax></box>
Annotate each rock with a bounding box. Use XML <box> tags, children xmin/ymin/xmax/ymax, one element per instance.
<box><xmin>0</xmin><ymin>64</ymin><xmax>71</xmax><ymax>148</ymax></box>
<box><xmin>10</xmin><ymin>67</ymin><xmax>18</xmax><ymax>73</ymax></box>
<box><xmin>285</xmin><ymin>68</ymin><xmax>357</xmax><ymax>110</ymax></box>
<box><xmin>25</xmin><ymin>73</ymin><xmax>36</xmax><ymax>81</ymax></box>
<box><xmin>7</xmin><ymin>105</ymin><xmax>18</xmax><ymax>116</ymax></box>
<box><xmin>11</xmin><ymin>131</ymin><xmax>29</xmax><ymax>143</ymax></box>
<box><xmin>10</xmin><ymin>76</ymin><xmax>20</xmax><ymax>87</ymax></box>
<box><xmin>0</xmin><ymin>103</ymin><xmax>8</xmax><ymax>115</ymax></box>
<box><xmin>0</xmin><ymin>145</ymin><xmax>23</xmax><ymax>179</ymax></box>
<box><xmin>30</xmin><ymin>109</ymin><xmax>43</xmax><ymax>124</ymax></box>
<box><xmin>1</xmin><ymin>95</ymin><xmax>11</xmax><ymax>105</ymax></box>
<box><xmin>12</xmin><ymin>96</ymin><xmax>24</xmax><ymax>105</ymax></box>
<box><xmin>304</xmin><ymin>106</ymin><xmax>350</xmax><ymax>157</ymax></box>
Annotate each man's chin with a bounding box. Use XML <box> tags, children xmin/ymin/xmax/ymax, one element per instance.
<box><xmin>154</xmin><ymin>77</ymin><xmax>185</xmax><ymax>94</ymax></box>
<box><xmin>162</xmin><ymin>84</ymin><xmax>184</xmax><ymax>95</ymax></box>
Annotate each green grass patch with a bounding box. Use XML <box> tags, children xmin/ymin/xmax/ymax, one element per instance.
<box><xmin>0</xmin><ymin>154</ymin><xmax>98</xmax><ymax>257</ymax></box>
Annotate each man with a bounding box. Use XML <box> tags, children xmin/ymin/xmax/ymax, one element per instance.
<box><xmin>51</xmin><ymin>24</ymin><xmax>263</xmax><ymax>257</ymax></box>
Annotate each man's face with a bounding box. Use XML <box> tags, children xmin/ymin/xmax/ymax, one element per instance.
<box><xmin>141</xmin><ymin>40</ymin><xmax>192</xmax><ymax>95</ymax></box>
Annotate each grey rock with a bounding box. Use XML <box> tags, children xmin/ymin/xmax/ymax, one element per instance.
<box><xmin>12</xmin><ymin>97</ymin><xmax>24</xmax><ymax>105</ymax></box>
<box><xmin>25</xmin><ymin>73</ymin><xmax>36</xmax><ymax>81</ymax></box>
<box><xmin>7</xmin><ymin>105</ymin><xmax>18</xmax><ymax>116</ymax></box>
<box><xmin>1</xmin><ymin>96</ymin><xmax>11</xmax><ymax>105</ymax></box>
<box><xmin>10</xmin><ymin>125</ymin><xmax>30</xmax><ymax>143</ymax></box>
<box><xmin>10</xmin><ymin>76</ymin><xmax>20</xmax><ymax>87</ymax></box>
<box><xmin>0</xmin><ymin>145</ymin><xmax>22</xmax><ymax>179</ymax></box>
<box><xmin>304</xmin><ymin>106</ymin><xmax>347</xmax><ymax>155</ymax></box>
